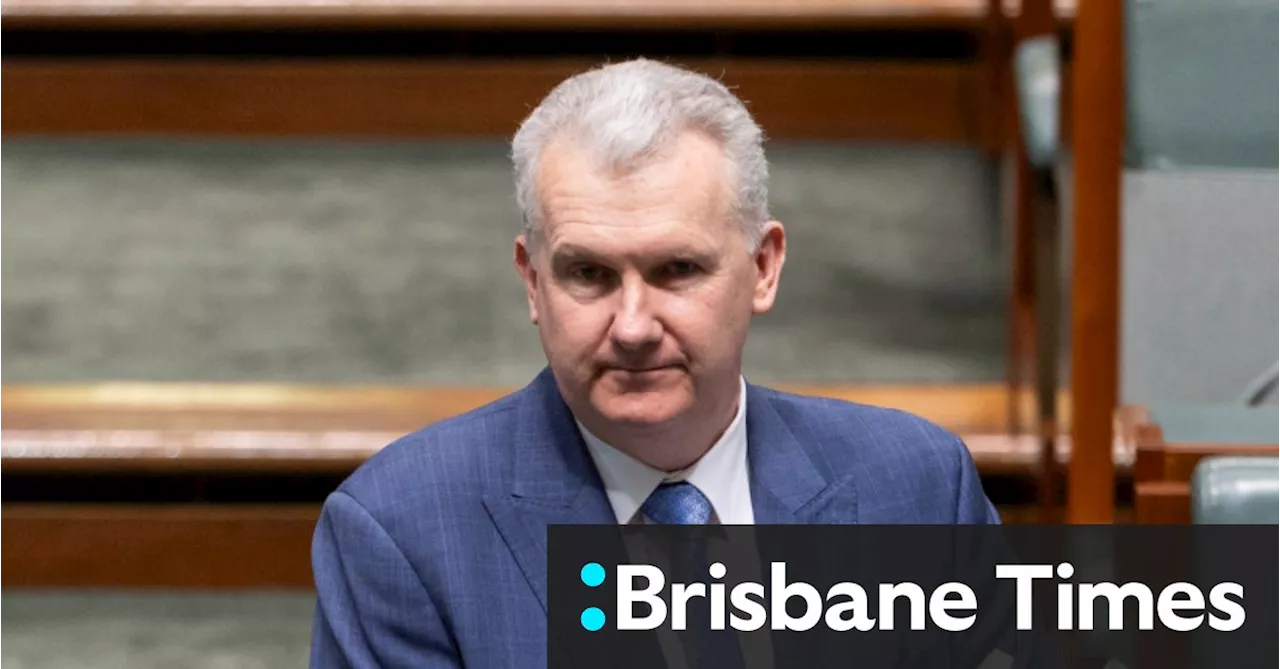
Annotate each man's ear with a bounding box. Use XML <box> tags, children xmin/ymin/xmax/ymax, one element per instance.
<box><xmin>751</xmin><ymin>221</ymin><xmax>786</xmax><ymax>314</ymax></box>
<box><xmin>513</xmin><ymin>235</ymin><xmax>540</xmax><ymax>325</ymax></box>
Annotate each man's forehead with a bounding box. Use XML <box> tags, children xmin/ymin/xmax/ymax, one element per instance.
<box><xmin>545</xmin><ymin>235</ymin><xmax>721</xmax><ymax>260</ymax></box>
<box><xmin>529</xmin><ymin>129</ymin><xmax>743</xmax><ymax>253</ymax></box>
<box><xmin>538</xmin><ymin>129</ymin><xmax>730</xmax><ymax>192</ymax></box>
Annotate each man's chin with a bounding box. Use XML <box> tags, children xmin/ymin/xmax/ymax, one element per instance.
<box><xmin>589</xmin><ymin>390</ymin><xmax>691</xmax><ymax>428</ymax></box>
<box><xmin>598</xmin><ymin>365</ymin><xmax>685</xmax><ymax>387</ymax></box>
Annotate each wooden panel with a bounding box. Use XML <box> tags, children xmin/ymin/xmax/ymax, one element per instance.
<box><xmin>1</xmin><ymin>0</ymin><xmax>1076</xmax><ymax>29</ymax></box>
<box><xmin>1</xmin><ymin>59</ymin><xmax>985</xmax><ymax>141</ymax></box>
<box><xmin>1131</xmin><ymin>432</ymin><xmax>1169</xmax><ymax>482</ymax></box>
<box><xmin>4</xmin><ymin>498</ymin><xmax>1077</xmax><ymax>588</ymax></box>
<box><xmin>1065</xmin><ymin>0</ymin><xmax>1122</xmax><ymax>524</ymax></box>
<box><xmin>2</xmin><ymin>503</ymin><xmax>319</xmax><ymax>587</ymax></box>
<box><xmin>1133</xmin><ymin>481</ymin><xmax>1190</xmax><ymax>524</ymax></box>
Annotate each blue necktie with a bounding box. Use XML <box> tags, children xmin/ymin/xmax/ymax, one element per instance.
<box><xmin>642</xmin><ymin>481</ymin><xmax>715</xmax><ymax>526</ymax></box>
<box><xmin>641</xmin><ymin>482</ymin><xmax>745</xmax><ymax>669</ymax></box>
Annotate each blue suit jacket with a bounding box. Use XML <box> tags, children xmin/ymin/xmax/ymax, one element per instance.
<box><xmin>310</xmin><ymin>368</ymin><xmax>999</xmax><ymax>668</ymax></box>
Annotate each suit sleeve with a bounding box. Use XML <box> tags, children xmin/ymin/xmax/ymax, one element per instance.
<box><xmin>954</xmin><ymin>435</ymin><xmax>1002</xmax><ymax>525</ymax></box>
<box><xmin>310</xmin><ymin>491</ymin><xmax>462</xmax><ymax>669</ymax></box>
<box><xmin>948</xmin><ymin>438</ymin><xmax>1067</xmax><ymax>668</ymax></box>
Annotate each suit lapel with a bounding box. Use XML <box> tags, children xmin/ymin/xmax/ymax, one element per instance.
<box><xmin>746</xmin><ymin>382</ymin><xmax>859</xmax><ymax>525</ymax></box>
<box><xmin>744</xmin><ymin>384</ymin><xmax>861</xmax><ymax>668</ymax></box>
<box><xmin>483</xmin><ymin>371</ymin><xmax>666</xmax><ymax>669</ymax></box>
<box><xmin>483</xmin><ymin>369</ymin><xmax>615</xmax><ymax>613</ymax></box>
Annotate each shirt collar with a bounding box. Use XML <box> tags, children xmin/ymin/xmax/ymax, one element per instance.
<box><xmin>578</xmin><ymin>377</ymin><xmax>751</xmax><ymax>524</ymax></box>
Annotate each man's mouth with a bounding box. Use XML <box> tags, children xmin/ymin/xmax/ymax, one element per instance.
<box><xmin>604</xmin><ymin>364</ymin><xmax>680</xmax><ymax>374</ymax></box>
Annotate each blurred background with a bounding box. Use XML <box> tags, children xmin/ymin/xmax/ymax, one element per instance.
<box><xmin>2</xmin><ymin>0</ymin><xmax>1276</xmax><ymax>667</ymax></box>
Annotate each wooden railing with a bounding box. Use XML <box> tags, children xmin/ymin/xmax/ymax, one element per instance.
<box><xmin>3</xmin><ymin>383</ymin><xmax>1071</xmax><ymax>475</ymax></box>
<box><xmin>2</xmin><ymin>382</ymin><xmax>1086</xmax><ymax>586</ymax></box>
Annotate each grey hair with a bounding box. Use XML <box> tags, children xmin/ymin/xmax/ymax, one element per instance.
<box><xmin>511</xmin><ymin>58</ymin><xmax>770</xmax><ymax>248</ymax></box>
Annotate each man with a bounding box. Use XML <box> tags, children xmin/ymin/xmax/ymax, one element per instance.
<box><xmin>310</xmin><ymin>58</ymin><xmax>999</xmax><ymax>668</ymax></box>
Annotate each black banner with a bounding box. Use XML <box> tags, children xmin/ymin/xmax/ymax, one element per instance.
<box><xmin>548</xmin><ymin>525</ymin><xmax>1277</xmax><ymax>669</ymax></box>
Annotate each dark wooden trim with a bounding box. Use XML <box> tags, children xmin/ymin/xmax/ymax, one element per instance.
<box><xmin>1005</xmin><ymin>0</ymin><xmax>1064</xmax><ymax>512</ymax></box>
<box><xmin>978</xmin><ymin>0</ymin><xmax>1011</xmax><ymax>155</ymax></box>
<box><xmin>2</xmin><ymin>503</ymin><xmax>319</xmax><ymax>587</ymax></box>
<box><xmin>1065</xmin><ymin>0</ymin><xmax>1122</xmax><ymax>524</ymax></box>
<box><xmin>996</xmin><ymin>0</ymin><xmax>1072</xmax><ymax>442</ymax></box>
<box><xmin>1131</xmin><ymin>425</ymin><xmax>1170</xmax><ymax>483</ymax></box>
<box><xmin>1133</xmin><ymin>481</ymin><xmax>1190</xmax><ymax>524</ymax></box>
<box><xmin>1136</xmin><ymin>442</ymin><xmax>1279</xmax><ymax>485</ymax></box>
<box><xmin>3</xmin><ymin>496</ymin><xmax>1072</xmax><ymax>588</ymax></box>
<box><xmin>1</xmin><ymin>453</ymin><xmax>372</xmax><ymax>474</ymax></box>
<box><xmin>1</xmin><ymin>58</ymin><xmax>987</xmax><ymax>141</ymax></box>
<box><xmin>0</xmin><ymin>0</ymin><xmax>1076</xmax><ymax>31</ymax></box>
<box><xmin>1160</xmin><ymin>443</ymin><xmax>1279</xmax><ymax>483</ymax></box>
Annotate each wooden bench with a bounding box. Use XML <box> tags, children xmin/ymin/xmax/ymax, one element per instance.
<box><xmin>3</xmin><ymin>382</ymin><xmax>1071</xmax><ymax>586</ymax></box>
<box><xmin>3</xmin><ymin>382</ymin><xmax>1066</xmax><ymax>473</ymax></box>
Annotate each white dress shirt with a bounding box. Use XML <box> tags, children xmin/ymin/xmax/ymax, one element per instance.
<box><xmin>578</xmin><ymin>376</ymin><xmax>754</xmax><ymax>525</ymax></box>
<box><xmin>578</xmin><ymin>378</ymin><xmax>773</xmax><ymax>669</ymax></box>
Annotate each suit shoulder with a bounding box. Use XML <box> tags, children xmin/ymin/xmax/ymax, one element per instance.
<box><xmin>756</xmin><ymin>386</ymin><xmax>971</xmax><ymax>474</ymax></box>
<box><xmin>335</xmin><ymin>389</ymin><xmax>521</xmax><ymax>516</ymax></box>
<box><xmin>757</xmin><ymin>386</ymin><xmax>989</xmax><ymax>522</ymax></box>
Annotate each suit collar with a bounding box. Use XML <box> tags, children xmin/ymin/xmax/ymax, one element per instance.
<box><xmin>498</xmin><ymin>369</ymin><xmax>857</xmax><ymax>518</ymax></box>
<box><xmin>484</xmin><ymin>370</ymin><xmax>859</xmax><ymax>614</ymax></box>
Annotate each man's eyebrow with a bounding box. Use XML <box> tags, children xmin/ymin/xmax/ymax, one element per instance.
<box><xmin>651</xmin><ymin>246</ymin><xmax>719</xmax><ymax>264</ymax></box>
<box><xmin>547</xmin><ymin>244</ymin><xmax>598</xmax><ymax>263</ymax></box>
<box><xmin>548</xmin><ymin>241</ymin><xmax>721</xmax><ymax>264</ymax></box>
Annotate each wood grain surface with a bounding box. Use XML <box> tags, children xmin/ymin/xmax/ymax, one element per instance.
<box><xmin>2</xmin><ymin>59</ymin><xmax>986</xmax><ymax>141</ymax></box>
<box><xmin>2</xmin><ymin>382</ymin><xmax>1083</xmax><ymax>473</ymax></box>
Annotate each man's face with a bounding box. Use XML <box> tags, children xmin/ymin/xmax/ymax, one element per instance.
<box><xmin>514</xmin><ymin>130</ymin><xmax>785</xmax><ymax>435</ymax></box>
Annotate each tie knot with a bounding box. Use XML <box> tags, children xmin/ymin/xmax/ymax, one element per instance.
<box><xmin>641</xmin><ymin>481</ymin><xmax>714</xmax><ymax>525</ymax></box>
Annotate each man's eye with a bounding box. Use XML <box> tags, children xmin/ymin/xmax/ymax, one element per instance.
<box><xmin>570</xmin><ymin>265</ymin><xmax>607</xmax><ymax>282</ymax></box>
<box><xmin>664</xmin><ymin>261</ymin><xmax>700</xmax><ymax>278</ymax></box>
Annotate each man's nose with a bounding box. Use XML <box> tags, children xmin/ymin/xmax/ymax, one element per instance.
<box><xmin>608</xmin><ymin>277</ymin><xmax>663</xmax><ymax>350</ymax></box>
